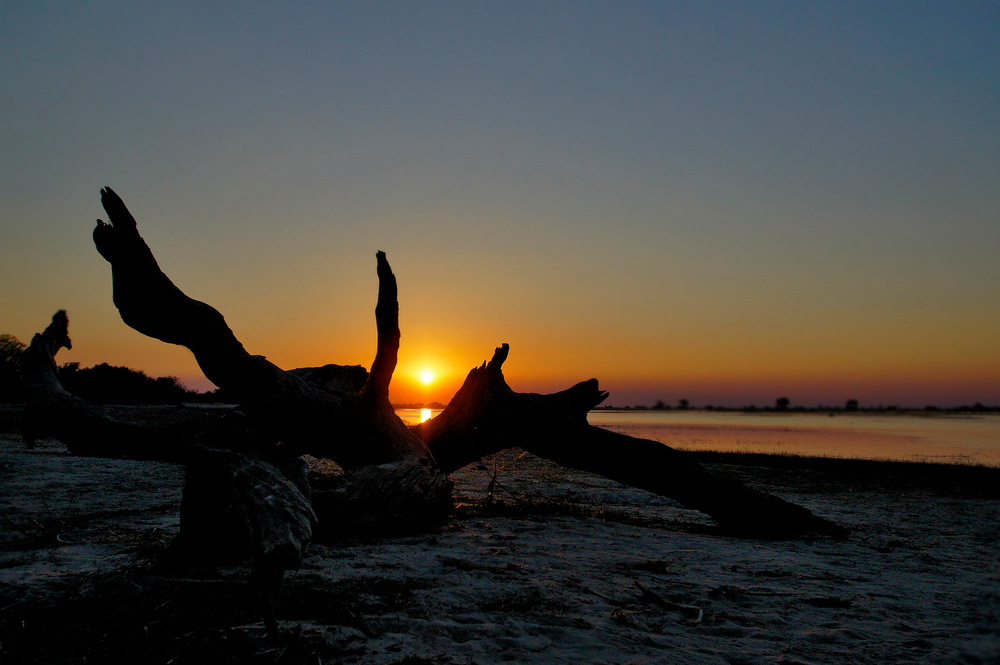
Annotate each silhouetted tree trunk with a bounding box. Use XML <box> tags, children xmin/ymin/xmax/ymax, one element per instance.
<box><xmin>84</xmin><ymin>188</ymin><xmax>453</xmax><ymax>565</ymax></box>
<box><xmin>20</xmin><ymin>311</ymin><xmax>188</xmax><ymax>460</ymax></box>
<box><xmin>414</xmin><ymin>345</ymin><xmax>839</xmax><ymax>537</ymax></box>
<box><xmin>24</xmin><ymin>187</ymin><xmax>846</xmax><ymax>579</ymax></box>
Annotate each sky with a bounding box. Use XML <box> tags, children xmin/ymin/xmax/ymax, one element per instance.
<box><xmin>2</xmin><ymin>2</ymin><xmax>998</xmax><ymax>408</ymax></box>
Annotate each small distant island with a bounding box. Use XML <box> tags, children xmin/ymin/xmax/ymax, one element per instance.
<box><xmin>391</xmin><ymin>402</ymin><xmax>447</xmax><ymax>410</ymax></box>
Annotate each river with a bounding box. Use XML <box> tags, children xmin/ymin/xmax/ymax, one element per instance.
<box><xmin>397</xmin><ymin>408</ymin><xmax>1000</xmax><ymax>466</ymax></box>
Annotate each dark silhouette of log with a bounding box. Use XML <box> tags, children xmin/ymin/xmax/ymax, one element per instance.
<box><xmin>24</xmin><ymin>187</ymin><xmax>846</xmax><ymax>571</ymax></box>
<box><xmin>20</xmin><ymin>310</ymin><xmax>188</xmax><ymax>460</ymax></box>
<box><xmin>416</xmin><ymin>345</ymin><xmax>845</xmax><ymax>537</ymax></box>
<box><xmin>92</xmin><ymin>187</ymin><xmax>453</xmax><ymax>540</ymax></box>
<box><xmin>178</xmin><ymin>445</ymin><xmax>315</xmax><ymax>568</ymax></box>
<box><xmin>93</xmin><ymin>188</ymin><xmax>432</xmax><ymax>469</ymax></box>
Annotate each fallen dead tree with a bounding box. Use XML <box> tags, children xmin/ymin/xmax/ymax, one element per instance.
<box><xmin>22</xmin><ymin>187</ymin><xmax>847</xmax><ymax>590</ymax></box>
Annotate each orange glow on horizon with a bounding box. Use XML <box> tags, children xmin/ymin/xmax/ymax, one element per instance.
<box><xmin>44</xmin><ymin>319</ymin><xmax>1000</xmax><ymax>408</ymax></box>
<box><xmin>387</xmin><ymin>353</ymin><xmax>465</xmax><ymax>404</ymax></box>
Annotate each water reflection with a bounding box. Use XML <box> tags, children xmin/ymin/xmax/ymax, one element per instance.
<box><xmin>395</xmin><ymin>408</ymin><xmax>441</xmax><ymax>426</ymax></box>
<box><xmin>396</xmin><ymin>407</ymin><xmax>999</xmax><ymax>466</ymax></box>
<box><xmin>587</xmin><ymin>411</ymin><xmax>1000</xmax><ymax>466</ymax></box>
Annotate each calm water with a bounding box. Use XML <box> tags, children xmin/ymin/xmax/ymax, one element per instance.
<box><xmin>398</xmin><ymin>408</ymin><xmax>1000</xmax><ymax>467</ymax></box>
<box><xmin>593</xmin><ymin>410</ymin><xmax>1000</xmax><ymax>466</ymax></box>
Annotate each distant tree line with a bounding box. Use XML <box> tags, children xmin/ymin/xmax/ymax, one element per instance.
<box><xmin>0</xmin><ymin>334</ymin><xmax>26</xmax><ymax>402</ymax></box>
<box><xmin>0</xmin><ymin>332</ymin><xmax>215</xmax><ymax>405</ymax></box>
<box><xmin>602</xmin><ymin>396</ymin><xmax>1000</xmax><ymax>414</ymax></box>
<box><xmin>56</xmin><ymin>362</ymin><xmax>199</xmax><ymax>405</ymax></box>
<box><xmin>4</xmin><ymin>331</ymin><xmax>998</xmax><ymax>411</ymax></box>
<box><xmin>392</xmin><ymin>402</ymin><xmax>448</xmax><ymax>410</ymax></box>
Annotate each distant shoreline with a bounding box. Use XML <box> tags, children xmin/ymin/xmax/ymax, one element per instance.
<box><xmin>689</xmin><ymin>449</ymin><xmax>1000</xmax><ymax>497</ymax></box>
<box><xmin>594</xmin><ymin>404</ymin><xmax>1000</xmax><ymax>415</ymax></box>
<box><xmin>3</xmin><ymin>404</ymin><xmax>998</xmax><ymax>472</ymax></box>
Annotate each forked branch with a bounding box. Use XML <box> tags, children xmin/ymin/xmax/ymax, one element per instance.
<box><xmin>23</xmin><ymin>186</ymin><xmax>847</xmax><ymax>544</ymax></box>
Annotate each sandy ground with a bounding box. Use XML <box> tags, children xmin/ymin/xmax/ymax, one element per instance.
<box><xmin>1</xmin><ymin>432</ymin><xmax>999</xmax><ymax>664</ymax></box>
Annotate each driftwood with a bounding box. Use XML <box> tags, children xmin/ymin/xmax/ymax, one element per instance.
<box><xmin>23</xmin><ymin>187</ymin><xmax>847</xmax><ymax>580</ymax></box>
<box><xmin>20</xmin><ymin>311</ymin><xmax>187</xmax><ymax>461</ymax></box>
<box><xmin>414</xmin><ymin>344</ymin><xmax>840</xmax><ymax>537</ymax></box>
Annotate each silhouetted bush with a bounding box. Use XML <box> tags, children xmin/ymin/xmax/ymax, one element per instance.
<box><xmin>58</xmin><ymin>362</ymin><xmax>196</xmax><ymax>405</ymax></box>
<box><xmin>0</xmin><ymin>334</ymin><xmax>26</xmax><ymax>402</ymax></box>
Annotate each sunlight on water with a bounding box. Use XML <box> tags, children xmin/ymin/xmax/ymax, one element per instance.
<box><xmin>395</xmin><ymin>407</ymin><xmax>1000</xmax><ymax>466</ymax></box>
<box><xmin>395</xmin><ymin>408</ymin><xmax>441</xmax><ymax>426</ymax></box>
<box><xmin>588</xmin><ymin>411</ymin><xmax>1000</xmax><ymax>466</ymax></box>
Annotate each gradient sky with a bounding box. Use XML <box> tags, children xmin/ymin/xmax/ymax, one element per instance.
<box><xmin>2</xmin><ymin>2</ymin><xmax>998</xmax><ymax>408</ymax></box>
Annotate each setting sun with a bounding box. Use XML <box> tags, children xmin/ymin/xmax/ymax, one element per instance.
<box><xmin>419</xmin><ymin>369</ymin><xmax>435</xmax><ymax>385</ymax></box>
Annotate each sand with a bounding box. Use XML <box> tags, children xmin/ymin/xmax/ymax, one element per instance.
<box><xmin>1</xmin><ymin>433</ymin><xmax>999</xmax><ymax>664</ymax></box>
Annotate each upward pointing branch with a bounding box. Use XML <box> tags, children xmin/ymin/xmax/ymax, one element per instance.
<box><xmin>361</xmin><ymin>251</ymin><xmax>399</xmax><ymax>400</ymax></box>
<box><xmin>92</xmin><ymin>187</ymin><xmax>298</xmax><ymax>403</ymax></box>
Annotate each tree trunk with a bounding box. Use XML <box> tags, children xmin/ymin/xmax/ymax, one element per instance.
<box><xmin>414</xmin><ymin>344</ymin><xmax>845</xmax><ymax>537</ymax></box>
<box><xmin>90</xmin><ymin>187</ymin><xmax>453</xmax><ymax>549</ymax></box>
<box><xmin>92</xmin><ymin>188</ymin><xmax>434</xmax><ymax>470</ymax></box>
<box><xmin>24</xmin><ymin>187</ymin><xmax>846</xmax><ymax>573</ymax></box>
<box><xmin>20</xmin><ymin>310</ymin><xmax>189</xmax><ymax>460</ymax></box>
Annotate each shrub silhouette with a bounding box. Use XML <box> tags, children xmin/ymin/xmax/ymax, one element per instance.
<box><xmin>58</xmin><ymin>362</ymin><xmax>195</xmax><ymax>405</ymax></box>
<box><xmin>0</xmin><ymin>333</ymin><xmax>26</xmax><ymax>402</ymax></box>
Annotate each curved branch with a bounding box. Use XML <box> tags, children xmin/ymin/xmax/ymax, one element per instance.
<box><xmin>80</xmin><ymin>188</ymin><xmax>843</xmax><ymax>539</ymax></box>
<box><xmin>90</xmin><ymin>189</ymin><xmax>435</xmax><ymax>470</ymax></box>
<box><xmin>93</xmin><ymin>187</ymin><xmax>302</xmax><ymax>404</ymax></box>
<box><xmin>20</xmin><ymin>311</ymin><xmax>190</xmax><ymax>459</ymax></box>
